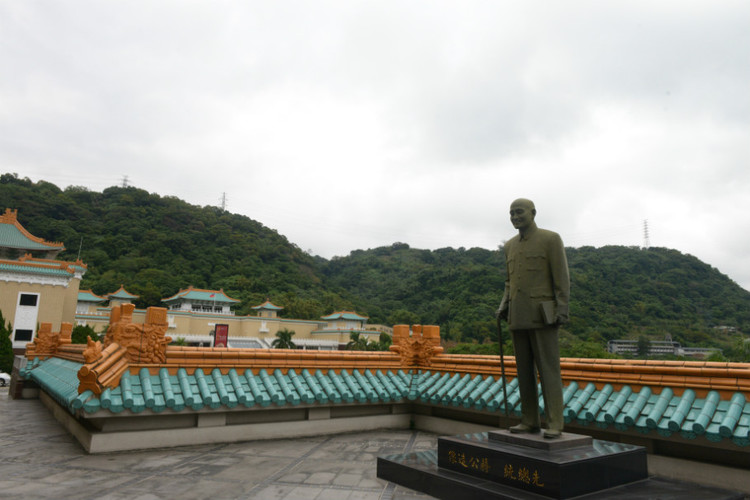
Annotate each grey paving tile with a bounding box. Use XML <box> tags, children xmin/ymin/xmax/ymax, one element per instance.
<box><xmin>0</xmin><ymin>391</ymin><xmax>437</xmax><ymax>500</ymax></box>
<box><xmin>304</xmin><ymin>471</ymin><xmax>337</xmax><ymax>485</ymax></box>
<box><xmin>283</xmin><ymin>485</ymin><xmax>324</xmax><ymax>500</ymax></box>
<box><xmin>249</xmin><ymin>484</ymin><xmax>298</xmax><ymax>500</ymax></box>
<box><xmin>332</xmin><ymin>472</ymin><xmax>361</xmax><ymax>487</ymax></box>
<box><xmin>315</xmin><ymin>487</ymin><xmax>352</xmax><ymax>500</ymax></box>
<box><xmin>347</xmin><ymin>490</ymin><xmax>383</xmax><ymax>500</ymax></box>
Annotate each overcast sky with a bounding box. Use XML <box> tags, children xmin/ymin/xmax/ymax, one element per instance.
<box><xmin>2</xmin><ymin>2</ymin><xmax>749</xmax><ymax>291</ymax></box>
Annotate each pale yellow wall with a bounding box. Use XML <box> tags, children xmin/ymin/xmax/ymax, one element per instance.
<box><xmin>77</xmin><ymin>309</ymin><xmax>326</xmax><ymax>343</ymax></box>
<box><xmin>76</xmin><ymin>307</ymin><xmax>382</xmax><ymax>349</ymax></box>
<box><xmin>61</xmin><ymin>278</ymin><xmax>81</xmax><ymax>325</ymax></box>
<box><xmin>0</xmin><ymin>280</ymin><xmax>79</xmax><ymax>332</ymax></box>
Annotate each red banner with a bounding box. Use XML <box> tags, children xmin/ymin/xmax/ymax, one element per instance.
<box><xmin>214</xmin><ymin>324</ymin><xmax>229</xmax><ymax>347</ymax></box>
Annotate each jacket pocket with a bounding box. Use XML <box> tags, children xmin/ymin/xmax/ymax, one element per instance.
<box><xmin>524</xmin><ymin>252</ymin><xmax>547</xmax><ymax>271</ymax></box>
<box><xmin>530</xmin><ymin>286</ymin><xmax>554</xmax><ymax>299</ymax></box>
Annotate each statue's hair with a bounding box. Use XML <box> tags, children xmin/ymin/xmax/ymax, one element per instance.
<box><xmin>511</xmin><ymin>198</ymin><xmax>536</xmax><ymax>211</ymax></box>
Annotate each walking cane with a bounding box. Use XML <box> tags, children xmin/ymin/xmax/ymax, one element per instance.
<box><xmin>497</xmin><ymin>315</ymin><xmax>510</xmax><ymax>418</ymax></box>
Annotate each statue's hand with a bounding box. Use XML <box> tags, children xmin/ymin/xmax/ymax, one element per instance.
<box><xmin>555</xmin><ymin>314</ymin><xmax>569</xmax><ymax>326</ymax></box>
<box><xmin>495</xmin><ymin>307</ymin><xmax>508</xmax><ymax>321</ymax></box>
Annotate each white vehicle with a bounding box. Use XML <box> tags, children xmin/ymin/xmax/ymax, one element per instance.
<box><xmin>0</xmin><ymin>372</ymin><xmax>10</xmax><ymax>387</ymax></box>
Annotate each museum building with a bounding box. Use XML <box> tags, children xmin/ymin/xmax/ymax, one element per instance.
<box><xmin>0</xmin><ymin>209</ymin><xmax>86</xmax><ymax>351</ymax></box>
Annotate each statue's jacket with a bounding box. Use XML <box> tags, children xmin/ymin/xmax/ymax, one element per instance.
<box><xmin>500</xmin><ymin>224</ymin><xmax>570</xmax><ymax>331</ymax></box>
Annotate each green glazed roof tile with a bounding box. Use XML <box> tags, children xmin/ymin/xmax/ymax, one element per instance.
<box><xmin>584</xmin><ymin>384</ymin><xmax>613</xmax><ymax>422</ymax></box>
<box><xmin>0</xmin><ymin>221</ymin><xmax>64</xmax><ymax>250</ymax></box>
<box><xmin>0</xmin><ymin>262</ymin><xmax>74</xmax><ymax>277</ymax></box>
<box><xmin>162</xmin><ymin>288</ymin><xmax>240</xmax><ymax>303</ymax></box>
<box><xmin>566</xmin><ymin>382</ymin><xmax>596</xmax><ymax>420</ymax></box>
<box><xmin>78</xmin><ymin>290</ymin><xmax>106</xmax><ymax>302</ymax></box>
<box><xmin>646</xmin><ymin>388</ymin><xmax>674</xmax><ymax>429</ymax></box>
<box><xmin>443</xmin><ymin>373</ymin><xmax>470</xmax><ymax>405</ymax></box>
<box><xmin>320</xmin><ymin>311</ymin><xmax>368</xmax><ymax>321</ymax></box>
<box><xmin>315</xmin><ymin>370</ymin><xmax>341</xmax><ymax>403</ymax></box>
<box><xmin>720</xmin><ymin>393</ymin><xmax>746</xmax><ymax>437</ymax></box>
<box><xmin>252</xmin><ymin>301</ymin><xmax>283</xmax><ymax>310</ymax></box>
<box><xmin>108</xmin><ymin>286</ymin><xmax>139</xmax><ymax>299</ymax></box>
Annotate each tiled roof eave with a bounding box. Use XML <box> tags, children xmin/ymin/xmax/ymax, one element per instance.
<box><xmin>21</xmin><ymin>353</ymin><xmax>750</xmax><ymax>448</ymax></box>
<box><xmin>163</xmin><ymin>288</ymin><xmax>240</xmax><ymax>304</ymax></box>
<box><xmin>0</xmin><ymin>211</ymin><xmax>66</xmax><ymax>251</ymax></box>
<box><xmin>0</xmin><ymin>262</ymin><xmax>76</xmax><ymax>277</ymax></box>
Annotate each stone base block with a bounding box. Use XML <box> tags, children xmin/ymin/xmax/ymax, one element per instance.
<box><xmin>377</xmin><ymin>431</ymin><xmax>743</xmax><ymax>500</ymax></box>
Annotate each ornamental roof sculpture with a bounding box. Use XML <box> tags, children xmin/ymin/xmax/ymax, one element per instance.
<box><xmin>27</xmin><ymin>322</ymin><xmax>73</xmax><ymax>358</ymax></box>
<box><xmin>390</xmin><ymin>324</ymin><xmax>443</xmax><ymax>367</ymax></box>
<box><xmin>102</xmin><ymin>304</ymin><xmax>171</xmax><ymax>366</ymax></box>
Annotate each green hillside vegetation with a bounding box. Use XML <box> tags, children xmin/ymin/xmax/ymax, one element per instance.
<box><xmin>2</xmin><ymin>173</ymin><xmax>749</xmax><ymax>360</ymax></box>
<box><xmin>0</xmin><ymin>173</ymin><xmax>356</xmax><ymax>318</ymax></box>
<box><xmin>323</xmin><ymin>243</ymin><xmax>750</xmax><ymax>356</ymax></box>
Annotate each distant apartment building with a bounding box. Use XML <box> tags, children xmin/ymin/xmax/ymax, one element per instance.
<box><xmin>607</xmin><ymin>339</ymin><xmax>721</xmax><ymax>358</ymax></box>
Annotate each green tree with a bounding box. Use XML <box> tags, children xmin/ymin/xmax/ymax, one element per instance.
<box><xmin>346</xmin><ymin>331</ymin><xmax>370</xmax><ymax>351</ymax></box>
<box><xmin>272</xmin><ymin>328</ymin><xmax>297</xmax><ymax>349</ymax></box>
<box><xmin>728</xmin><ymin>334</ymin><xmax>750</xmax><ymax>362</ymax></box>
<box><xmin>171</xmin><ymin>336</ymin><xmax>188</xmax><ymax>346</ymax></box>
<box><xmin>636</xmin><ymin>335</ymin><xmax>651</xmax><ymax>358</ymax></box>
<box><xmin>447</xmin><ymin>342</ymin><xmax>500</xmax><ymax>355</ymax></box>
<box><xmin>378</xmin><ymin>332</ymin><xmax>392</xmax><ymax>350</ymax></box>
<box><xmin>0</xmin><ymin>310</ymin><xmax>14</xmax><ymax>374</ymax></box>
<box><xmin>387</xmin><ymin>309</ymin><xmax>420</xmax><ymax>326</ymax></box>
<box><xmin>71</xmin><ymin>325</ymin><xmax>100</xmax><ymax>344</ymax></box>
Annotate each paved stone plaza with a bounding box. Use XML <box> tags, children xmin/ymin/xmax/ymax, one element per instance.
<box><xmin>0</xmin><ymin>391</ymin><xmax>435</xmax><ymax>499</ymax></box>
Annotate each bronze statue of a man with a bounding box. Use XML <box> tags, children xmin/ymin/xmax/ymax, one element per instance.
<box><xmin>497</xmin><ymin>198</ymin><xmax>570</xmax><ymax>439</ymax></box>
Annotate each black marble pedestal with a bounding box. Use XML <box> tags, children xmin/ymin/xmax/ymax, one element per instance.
<box><xmin>438</xmin><ymin>432</ymin><xmax>645</xmax><ymax>498</ymax></box>
<box><xmin>377</xmin><ymin>432</ymin><xmax>743</xmax><ymax>500</ymax></box>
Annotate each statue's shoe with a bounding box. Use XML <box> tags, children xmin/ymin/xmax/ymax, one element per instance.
<box><xmin>509</xmin><ymin>423</ymin><xmax>540</xmax><ymax>434</ymax></box>
<box><xmin>543</xmin><ymin>429</ymin><xmax>562</xmax><ymax>439</ymax></box>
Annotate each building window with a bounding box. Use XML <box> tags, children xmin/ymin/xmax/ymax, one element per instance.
<box><xmin>19</xmin><ymin>294</ymin><xmax>38</xmax><ymax>307</ymax></box>
<box><xmin>14</xmin><ymin>329</ymin><xmax>33</xmax><ymax>342</ymax></box>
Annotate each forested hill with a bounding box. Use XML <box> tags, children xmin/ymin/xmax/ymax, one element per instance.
<box><xmin>2</xmin><ymin>174</ymin><xmax>749</xmax><ymax>354</ymax></box>
<box><xmin>322</xmin><ymin>244</ymin><xmax>750</xmax><ymax>351</ymax></box>
<box><xmin>0</xmin><ymin>174</ymin><xmax>357</xmax><ymax>318</ymax></box>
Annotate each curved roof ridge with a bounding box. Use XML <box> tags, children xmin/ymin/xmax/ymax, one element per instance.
<box><xmin>162</xmin><ymin>287</ymin><xmax>240</xmax><ymax>303</ymax></box>
<box><xmin>78</xmin><ymin>289</ymin><xmax>107</xmax><ymax>302</ymax></box>
<box><xmin>0</xmin><ymin>208</ymin><xmax>65</xmax><ymax>250</ymax></box>
<box><xmin>107</xmin><ymin>285</ymin><xmax>140</xmax><ymax>299</ymax></box>
<box><xmin>252</xmin><ymin>300</ymin><xmax>284</xmax><ymax>310</ymax></box>
<box><xmin>321</xmin><ymin>311</ymin><xmax>369</xmax><ymax>320</ymax></box>
<box><xmin>0</xmin><ymin>256</ymin><xmax>83</xmax><ymax>276</ymax></box>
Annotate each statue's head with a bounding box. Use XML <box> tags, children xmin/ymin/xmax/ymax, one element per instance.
<box><xmin>509</xmin><ymin>198</ymin><xmax>536</xmax><ymax>231</ymax></box>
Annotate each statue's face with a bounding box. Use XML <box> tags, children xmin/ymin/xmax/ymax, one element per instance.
<box><xmin>510</xmin><ymin>203</ymin><xmax>534</xmax><ymax>231</ymax></box>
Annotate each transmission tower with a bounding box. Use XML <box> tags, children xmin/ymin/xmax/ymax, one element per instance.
<box><xmin>220</xmin><ymin>192</ymin><xmax>227</xmax><ymax>211</ymax></box>
<box><xmin>643</xmin><ymin>220</ymin><xmax>650</xmax><ymax>249</ymax></box>
<box><xmin>121</xmin><ymin>175</ymin><xmax>130</xmax><ymax>188</ymax></box>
